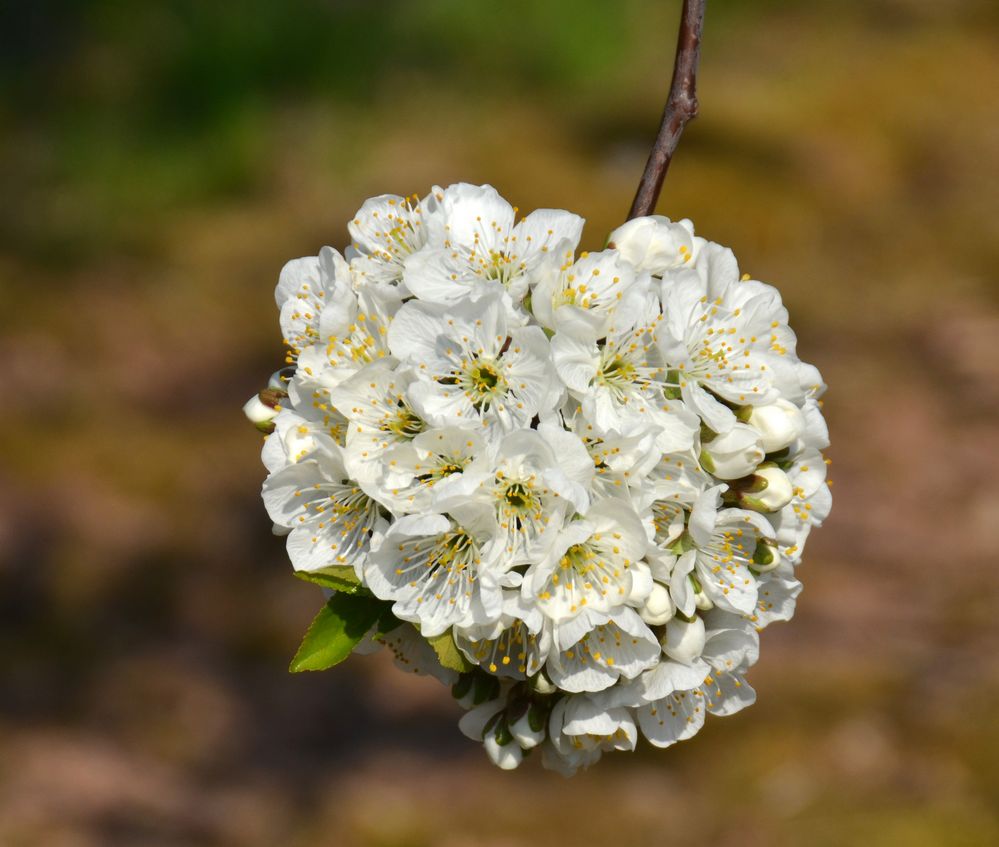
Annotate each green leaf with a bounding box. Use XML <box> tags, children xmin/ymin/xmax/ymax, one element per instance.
<box><xmin>426</xmin><ymin>629</ymin><xmax>473</xmax><ymax>673</ymax></box>
<box><xmin>294</xmin><ymin>566</ymin><xmax>364</xmax><ymax>594</ymax></box>
<box><xmin>289</xmin><ymin>593</ymin><xmax>387</xmax><ymax>672</ymax></box>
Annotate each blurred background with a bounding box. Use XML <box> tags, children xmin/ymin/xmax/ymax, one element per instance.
<box><xmin>2</xmin><ymin>0</ymin><xmax>998</xmax><ymax>844</ymax></box>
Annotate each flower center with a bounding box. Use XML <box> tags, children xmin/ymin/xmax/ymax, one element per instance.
<box><xmin>560</xmin><ymin>542</ymin><xmax>596</xmax><ymax>574</ymax></box>
<box><xmin>460</xmin><ymin>358</ymin><xmax>508</xmax><ymax>409</ymax></box>
<box><xmin>597</xmin><ymin>353</ymin><xmax>636</xmax><ymax>388</ymax></box>
<box><xmin>503</xmin><ymin>481</ymin><xmax>534</xmax><ymax>512</ymax></box>
<box><xmin>416</xmin><ymin>456</ymin><xmax>469</xmax><ymax>486</ymax></box>
<box><xmin>434</xmin><ymin>529</ymin><xmax>477</xmax><ymax>569</ymax></box>
<box><xmin>383</xmin><ymin>402</ymin><xmax>425</xmax><ymax>439</ymax></box>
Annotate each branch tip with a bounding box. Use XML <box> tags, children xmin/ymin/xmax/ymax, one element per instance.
<box><xmin>627</xmin><ymin>0</ymin><xmax>706</xmax><ymax>221</ymax></box>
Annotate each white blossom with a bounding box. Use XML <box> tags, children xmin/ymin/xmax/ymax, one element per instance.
<box><xmin>274</xmin><ymin>247</ymin><xmax>351</xmax><ymax>357</ymax></box>
<box><xmin>607</xmin><ymin>215</ymin><xmax>697</xmax><ymax>275</ymax></box>
<box><xmin>388</xmin><ymin>293</ymin><xmax>561</xmax><ymax>433</ymax></box>
<box><xmin>746</xmin><ymin>398</ymin><xmax>806</xmax><ymax>453</ymax></box>
<box><xmin>700</xmin><ymin>422</ymin><xmax>765</xmax><ymax>480</ymax></box>
<box><xmin>403</xmin><ymin>182</ymin><xmax>584</xmax><ymax>309</ymax></box>
<box><xmin>543</xmin><ymin>696</ymin><xmax>638</xmax><ymax>775</ymax></box>
<box><xmin>364</xmin><ymin>505</ymin><xmax>511</xmax><ymax>636</ymax></box>
<box><xmin>685</xmin><ymin>485</ymin><xmax>775</xmax><ymax>615</ymax></box>
<box><xmin>262</xmin><ymin>442</ymin><xmax>384</xmax><ymax>576</ymax></box>
<box><xmin>250</xmin><ymin>183</ymin><xmax>831</xmax><ymax>774</ymax></box>
<box><xmin>655</xmin><ymin>265</ymin><xmax>792</xmax><ymax>433</ymax></box>
<box><xmin>527</xmin><ymin>498</ymin><xmax>652</xmax><ymax>623</ymax></box>
<box><xmin>347</xmin><ymin>190</ymin><xmax>444</xmax><ymax>289</ymax></box>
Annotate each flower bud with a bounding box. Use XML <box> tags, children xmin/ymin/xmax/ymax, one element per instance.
<box><xmin>661</xmin><ymin>615</ymin><xmax>706</xmax><ymax>664</ymax></box>
<box><xmin>701</xmin><ymin>423</ymin><xmax>765</xmax><ymax>480</ymax></box>
<box><xmin>532</xmin><ymin>671</ymin><xmax>557</xmax><ymax>696</ymax></box>
<box><xmin>243</xmin><ymin>394</ymin><xmax>279</xmax><ymax>433</ymax></box>
<box><xmin>746</xmin><ymin>399</ymin><xmax>805</xmax><ymax>453</ymax></box>
<box><xmin>484</xmin><ymin>726</ymin><xmax>524</xmax><ymax>770</ymax></box>
<box><xmin>639</xmin><ymin>583</ymin><xmax>675</xmax><ymax>626</ymax></box>
<box><xmin>740</xmin><ymin>465</ymin><xmax>793</xmax><ymax>513</ymax></box>
<box><xmin>751</xmin><ymin>540</ymin><xmax>781</xmax><ymax>573</ymax></box>
<box><xmin>511</xmin><ymin>707</ymin><xmax>546</xmax><ymax>750</ymax></box>
<box><xmin>694</xmin><ymin>590</ymin><xmax>714</xmax><ymax>611</ymax></box>
<box><xmin>606</xmin><ymin>216</ymin><xmax>694</xmax><ymax>274</ymax></box>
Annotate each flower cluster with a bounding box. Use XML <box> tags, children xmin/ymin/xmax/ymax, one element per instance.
<box><xmin>245</xmin><ymin>183</ymin><xmax>831</xmax><ymax>774</ymax></box>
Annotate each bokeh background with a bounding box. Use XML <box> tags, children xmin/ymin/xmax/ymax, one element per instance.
<box><xmin>2</xmin><ymin>0</ymin><xmax>999</xmax><ymax>844</ymax></box>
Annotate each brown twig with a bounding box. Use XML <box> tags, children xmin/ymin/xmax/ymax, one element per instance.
<box><xmin>627</xmin><ymin>0</ymin><xmax>706</xmax><ymax>220</ymax></box>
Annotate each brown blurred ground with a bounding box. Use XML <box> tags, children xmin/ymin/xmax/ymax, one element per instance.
<box><xmin>2</xmin><ymin>1</ymin><xmax>999</xmax><ymax>845</ymax></box>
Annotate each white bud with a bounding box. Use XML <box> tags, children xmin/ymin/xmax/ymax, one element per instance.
<box><xmin>702</xmin><ymin>423</ymin><xmax>765</xmax><ymax>480</ymax></box>
<box><xmin>532</xmin><ymin>672</ymin><xmax>557</xmax><ymax>696</ymax></box>
<box><xmin>747</xmin><ymin>399</ymin><xmax>805</xmax><ymax>453</ymax></box>
<box><xmin>751</xmin><ymin>540</ymin><xmax>781</xmax><ymax>573</ymax></box>
<box><xmin>744</xmin><ymin>466</ymin><xmax>794</xmax><ymax>513</ymax></box>
<box><xmin>511</xmin><ymin>710</ymin><xmax>546</xmax><ymax>750</ymax></box>
<box><xmin>639</xmin><ymin>583</ymin><xmax>675</xmax><ymax>626</ymax></box>
<box><xmin>694</xmin><ymin>591</ymin><xmax>714</xmax><ymax>611</ymax></box>
<box><xmin>243</xmin><ymin>394</ymin><xmax>278</xmax><ymax>430</ymax></box>
<box><xmin>606</xmin><ymin>216</ymin><xmax>695</xmax><ymax>274</ymax></box>
<box><xmin>484</xmin><ymin>732</ymin><xmax>524</xmax><ymax>770</ymax></box>
<box><xmin>662</xmin><ymin>615</ymin><xmax>706</xmax><ymax>664</ymax></box>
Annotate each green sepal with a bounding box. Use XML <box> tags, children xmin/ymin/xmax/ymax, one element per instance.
<box><xmin>473</xmin><ymin>672</ymin><xmax>501</xmax><ymax>704</ymax></box>
<box><xmin>451</xmin><ymin>672</ymin><xmax>475</xmax><ymax>701</ymax></box>
<box><xmin>294</xmin><ymin>566</ymin><xmax>365</xmax><ymax>595</ymax></box>
<box><xmin>494</xmin><ymin>718</ymin><xmax>514</xmax><ymax>746</ymax></box>
<box><xmin>289</xmin><ymin>593</ymin><xmax>388</xmax><ymax>673</ymax></box>
<box><xmin>668</xmin><ymin>532</ymin><xmax>694</xmax><ymax>556</ymax></box>
<box><xmin>664</xmin><ymin>370</ymin><xmax>683</xmax><ymax>400</ymax></box>
<box><xmin>527</xmin><ymin>701</ymin><xmax>548</xmax><ymax>733</ymax></box>
<box><xmin>482</xmin><ymin>710</ymin><xmax>502</xmax><ymax>739</ymax></box>
<box><xmin>426</xmin><ymin>629</ymin><xmax>474</xmax><ymax>673</ymax></box>
<box><xmin>753</xmin><ymin>541</ymin><xmax>776</xmax><ymax>567</ymax></box>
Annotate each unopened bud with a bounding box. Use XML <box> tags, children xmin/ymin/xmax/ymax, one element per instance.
<box><xmin>243</xmin><ymin>394</ymin><xmax>279</xmax><ymax>433</ymax></box>
<box><xmin>746</xmin><ymin>399</ymin><xmax>805</xmax><ymax>453</ymax></box>
<box><xmin>701</xmin><ymin>423</ymin><xmax>765</xmax><ymax>480</ymax></box>
<box><xmin>662</xmin><ymin>615</ymin><xmax>706</xmax><ymax>664</ymax></box>
<box><xmin>740</xmin><ymin>465</ymin><xmax>793</xmax><ymax>513</ymax></box>
<box><xmin>531</xmin><ymin>671</ymin><xmax>557</xmax><ymax>696</ymax></box>
<box><xmin>751</xmin><ymin>540</ymin><xmax>781</xmax><ymax>573</ymax></box>
<box><xmin>639</xmin><ymin>583</ymin><xmax>675</xmax><ymax>626</ymax></box>
<box><xmin>484</xmin><ymin>721</ymin><xmax>524</xmax><ymax>770</ymax></box>
<box><xmin>606</xmin><ymin>216</ymin><xmax>695</xmax><ymax>274</ymax></box>
<box><xmin>511</xmin><ymin>707</ymin><xmax>546</xmax><ymax>750</ymax></box>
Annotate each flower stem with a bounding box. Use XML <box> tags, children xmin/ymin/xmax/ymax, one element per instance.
<box><xmin>627</xmin><ymin>0</ymin><xmax>706</xmax><ymax>220</ymax></box>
